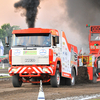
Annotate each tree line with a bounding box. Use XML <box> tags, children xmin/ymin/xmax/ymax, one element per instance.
<box><xmin>0</xmin><ymin>23</ymin><xmax>21</xmax><ymax>55</ymax></box>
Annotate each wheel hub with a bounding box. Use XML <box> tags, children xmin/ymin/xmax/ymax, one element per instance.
<box><xmin>71</xmin><ymin>77</ymin><xmax>74</xmax><ymax>83</ymax></box>
<box><xmin>57</xmin><ymin>74</ymin><xmax>60</xmax><ymax>85</ymax></box>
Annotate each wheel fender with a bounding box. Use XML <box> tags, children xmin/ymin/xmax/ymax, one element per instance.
<box><xmin>53</xmin><ymin>57</ymin><xmax>61</xmax><ymax>76</ymax></box>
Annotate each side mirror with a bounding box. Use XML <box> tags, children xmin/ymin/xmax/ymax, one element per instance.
<box><xmin>5</xmin><ymin>37</ymin><xmax>9</xmax><ymax>47</ymax></box>
<box><xmin>55</xmin><ymin>36</ymin><xmax>59</xmax><ymax>44</ymax></box>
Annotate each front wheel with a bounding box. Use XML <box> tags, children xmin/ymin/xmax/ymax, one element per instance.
<box><xmin>12</xmin><ymin>74</ymin><xmax>22</xmax><ymax>87</ymax></box>
<box><xmin>50</xmin><ymin>70</ymin><xmax>60</xmax><ymax>87</ymax></box>
<box><xmin>66</xmin><ymin>68</ymin><xmax>75</xmax><ymax>86</ymax></box>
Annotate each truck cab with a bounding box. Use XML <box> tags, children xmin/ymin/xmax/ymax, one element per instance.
<box><xmin>10</xmin><ymin>28</ymin><xmax>59</xmax><ymax>65</ymax></box>
<box><xmin>86</xmin><ymin>24</ymin><xmax>100</xmax><ymax>82</ymax></box>
<box><xmin>88</xmin><ymin>25</ymin><xmax>100</xmax><ymax>54</ymax></box>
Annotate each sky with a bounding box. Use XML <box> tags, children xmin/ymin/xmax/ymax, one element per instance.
<box><xmin>0</xmin><ymin>0</ymin><xmax>90</xmax><ymax>53</ymax></box>
<box><xmin>0</xmin><ymin>0</ymin><xmax>27</xmax><ymax>28</ymax></box>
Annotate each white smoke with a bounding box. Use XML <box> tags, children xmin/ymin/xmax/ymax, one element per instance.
<box><xmin>35</xmin><ymin>0</ymin><xmax>86</xmax><ymax>53</ymax></box>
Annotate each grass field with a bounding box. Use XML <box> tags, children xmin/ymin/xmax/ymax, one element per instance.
<box><xmin>0</xmin><ymin>76</ymin><xmax>11</xmax><ymax>78</ymax></box>
<box><xmin>0</xmin><ymin>67</ymin><xmax>8</xmax><ymax>69</ymax></box>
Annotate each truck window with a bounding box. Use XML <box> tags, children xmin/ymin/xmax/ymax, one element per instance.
<box><xmin>91</xmin><ymin>33</ymin><xmax>100</xmax><ymax>41</ymax></box>
<box><xmin>12</xmin><ymin>33</ymin><xmax>51</xmax><ymax>47</ymax></box>
<box><xmin>52</xmin><ymin>37</ymin><xmax>56</xmax><ymax>46</ymax></box>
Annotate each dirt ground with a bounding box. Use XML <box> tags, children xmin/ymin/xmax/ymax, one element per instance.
<box><xmin>0</xmin><ymin>69</ymin><xmax>8</xmax><ymax>73</ymax></box>
<box><xmin>0</xmin><ymin>79</ymin><xmax>100</xmax><ymax>100</ymax></box>
<box><xmin>1</xmin><ymin>68</ymin><xmax>100</xmax><ymax>100</ymax></box>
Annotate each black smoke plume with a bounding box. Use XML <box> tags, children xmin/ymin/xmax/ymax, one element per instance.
<box><xmin>14</xmin><ymin>0</ymin><xmax>40</xmax><ymax>28</ymax></box>
<box><xmin>66</xmin><ymin>0</ymin><xmax>100</xmax><ymax>41</ymax></box>
<box><xmin>64</xmin><ymin>0</ymin><xmax>100</xmax><ymax>53</ymax></box>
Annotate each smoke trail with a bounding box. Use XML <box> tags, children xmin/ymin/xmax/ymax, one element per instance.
<box><xmin>14</xmin><ymin>0</ymin><xmax>40</xmax><ymax>28</ymax></box>
<box><xmin>66</xmin><ymin>0</ymin><xmax>100</xmax><ymax>41</ymax></box>
<box><xmin>35</xmin><ymin>0</ymin><xmax>83</xmax><ymax>51</ymax></box>
<box><xmin>36</xmin><ymin>0</ymin><xmax>100</xmax><ymax>53</ymax></box>
<box><xmin>63</xmin><ymin>0</ymin><xmax>100</xmax><ymax>53</ymax></box>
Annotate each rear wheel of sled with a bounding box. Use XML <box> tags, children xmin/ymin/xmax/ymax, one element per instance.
<box><xmin>92</xmin><ymin>67</ymin><xmax>97</xmax><ymax>83</ymax></box>
<box><xmin>12</xmin><ymin>74</ymin><xmax>22</xmax><ymax>87</ymax></box>
<box><xmin>50</xmin><ymin>70</ymin><xmax>60</xmax><ymax>87</ymax></box>
<box><xmin>66</xmin><ymin>68</ymin><xmax>75</xmax><ymax>86</ymax></box>
<box><xmin>31</xmin><ymin>77</ymin><xmax>37</xmax><ymax>85</ymax></box>
<box><xmin>32</xmin><ymin>77</ymin><xmax>40</xmax><ymax>85</ymax></box>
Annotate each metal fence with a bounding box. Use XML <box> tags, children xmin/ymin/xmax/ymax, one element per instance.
<box><xmin>0</xmin><ymin>63</ymin><xmax>10</xmax><ymax>80</ymax></box>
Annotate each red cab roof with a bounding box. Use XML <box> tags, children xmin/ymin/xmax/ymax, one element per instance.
<box><xmin>12</xmin><ymin>28</ymin><xmax>59</xmax><ymax>36</ymax></box>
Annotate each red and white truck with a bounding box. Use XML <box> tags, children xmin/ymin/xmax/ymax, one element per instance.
<box><xmin>6</xmin><ymin>28</ymin><xmax>78</xmax><ymax>87</ymax></box>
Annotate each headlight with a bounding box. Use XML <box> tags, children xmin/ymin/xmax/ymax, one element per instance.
<box><xmin>42</xmin><ymin>67</ymin><xmax>48</xmax><ymax>72</ymax></box>
<box><xmin>12</xmin><ymin>68</ymin><xmax>17</xmax><ymax>72</ymax></box>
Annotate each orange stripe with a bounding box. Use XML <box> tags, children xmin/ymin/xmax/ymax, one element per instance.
<box><xmin>62</xmin><ymin>31</ymin><xmax>78</xmax><ymax>53</ymax></box>
<box><xmin>62</xmin><ymin>72</ymin><xmax>71</xmax><ymax>78</ymax></box>
<box><xmin>62</xmin><ymin>31</ymin><xmax>70</xmax><ymax>52</ymax></box>
<box><xmin>71</xmin><ymin>61</ymin><xmax>77</xmax><ymax>65</ymax></box>
<box><xmin>53</xmin><ymin>52</ymin><xmax>56</xmax><ymax>54</ymax></box>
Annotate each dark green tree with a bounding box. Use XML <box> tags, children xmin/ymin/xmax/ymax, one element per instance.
<box><xmin>0</xmin><ymin>23</ymin><xmax>21</xmax><ymax>54</ymax></box>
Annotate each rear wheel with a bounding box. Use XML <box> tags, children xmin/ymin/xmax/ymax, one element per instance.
<box><xmin>50</xmin><ymin>70</ymin><xmax>60</xmax><ymax>87</ymax></box>
<box><xmin>66</xmin><ymin>68</ymin><xmax>75</xmax><ymax>86</ymax></box>
<box><xmin>93</xmin><ymin>75</ymin><xmax>97</xmax><ymax>83</ymax></box>
<box><xmin>12</xmin><ymin>74</ymin><xmax>22</xmax><ymax>87</ymax></box>
<box><xmin>93</xmin><ymin>67</ymin><xmax>97</xmax><ymax>83</ymax></box>
<box><xmin>31</xmin><ymin>78</ymin><xmax>37</xmax><ymax>85</ymax></box>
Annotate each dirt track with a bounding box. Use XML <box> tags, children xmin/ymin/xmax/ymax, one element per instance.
<box><xmin>0</xmin><ymin>69</ymin><xmax>8</xmax><ymax>73</ymax></box>
<box><xmin>0</xmin><ymin>79</ymin><xmax>100</xmax><ymax>100</ymax></box>
<box><xmin>0</xmin><ymin>68</ymin><xmax>100</xmax><ymax>100</ymax></box>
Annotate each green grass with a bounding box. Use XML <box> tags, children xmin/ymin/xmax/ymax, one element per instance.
<box><xmin>0</xmin><ymin>76</ymin><xmax>11</xmax><ymax>78</ymax></box>
<box><xmin>0</xmin><ymin>67</ymin><xmax>8</xmax><ymax>69</ymax></box>
<box><xmin>0</xmin><ymin>73</ymin><xmax>9</xmax><ymax>74</ymax></box>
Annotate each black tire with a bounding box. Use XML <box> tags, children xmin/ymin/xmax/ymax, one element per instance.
<box><xmin>66</xmin><ymin>68</ymin><xmax>75</xmax><ymax>86</ymax></box>
<box><xmin>93</xmin><ymin>75</ymin><xmax>97</xmax><ymax>83</ymax></box>
<box><xmin>50</xmin><ymin>70</ymin><xmax>60</xmax><ymax>87</ymax></box>
<box><xmin>12</xmin><ymin>74</ymin><xmax>22</xmax><ymax>87</ymax></box>
<box><xmin>93</xmin><ymin>67</ymin><xmax>97</xmax><ymax>83</ymax></box>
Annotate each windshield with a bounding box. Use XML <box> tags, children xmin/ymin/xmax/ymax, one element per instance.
<box><xmin>91</xmin><ymin>33</ymin><xmax>100</xmax><ymax>41</ymax></box>
<box><xmin>12</xmin><ymin>33</ymin><xmax>51</xmax><ymax>47</ymax></box>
